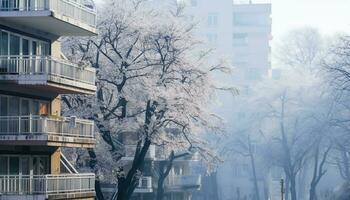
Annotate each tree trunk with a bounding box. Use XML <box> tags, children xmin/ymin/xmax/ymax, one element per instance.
<box><xmin>309</xmin><ymin>185</ymin><xmax>317</xmax><ymax>200</ymax></box>
<box><xmin>309</xmin><ymin>145</ymin><xmax>330</xmax><ymax>200</ymax></box>
<box><xmin>116</xmin><ymin>100</ymin><xmax>156</xmax><ymax>200</ymax></box>
<box><xmin>156</xmin><ymin>151</ymin><xmax>189</xmax><ymax>200</ymax></box>
<box><xmin>285</xmin><ymin>176</ymin><xmax>289</xmax><ymax>200</ymax></box>
<box><xmin>157</xmin><ymin>175</ymin><xmax>166</xmax><ymax>200</ymax></box>
<box><xmin>290</xmin><ymin>176</ymin><xmax>297</xmax><ymax>200</ymax></box>
<box><xmin>116</xmin><ymin>139</ymin><xmax>151</xmax><ymax>200</ymax></box>
<box><xmin>88</xmin><ymin>149</ymin><xmax>105</xmax><ymax>200</ymax></box>
<box><xmin>248</xmin><ymin>135</ymin><xmax>260</xmax><ymax>200</ymax></box>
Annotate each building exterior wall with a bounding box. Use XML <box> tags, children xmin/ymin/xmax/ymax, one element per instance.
<box><xmin>0</xmin><ymin>1</ymin><xmax>97</xmax><ymax>199</ymax></box>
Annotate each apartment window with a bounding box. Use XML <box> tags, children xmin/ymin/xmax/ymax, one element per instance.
<box><xmin>22</xmin><ymin>39</ymin><xmax>29</xmax><ymax>56</ymax></box>
<box><xmin>0</xmin><ymin>31</ymin><xmax>8</xmax><ymax>56</ymax></box>
<box><xmin>245</xmin><ymin>68</ymin><xmax>261</xmax><ymax>80</ymax></box>
<box><xmin>191</xmin><ymin>0</ymin><xmax>197</xmax><ymax>6</ymax></box>
<box><xmin>206</xmin><ymin>33</ymin><xmax>218</xmax><ymax>45</ymax></box>
<box><xmin>0</xmin><ymin>94</ymin><xmax>50</xmax><ymax>116</ymax></box>
<box><xmin>207</xmin><ymin>13</ymin><xmax>218</xmax><ymax>27</ymax></box>
<box><xmin>10</xmin><ymin>34</ymin><xmax>20</xmax><ymax>55</ymax></box>
<box><xmin>233</xmin><ymin>13</ymin><xmax>269</xmax><ymax>26</ymax></box>
<box><xmin>0</xmin><ymin>157</ymin><xmax>7</xmax><ymax>175</ymax></box>
<box><xmin>0</xmin><ymin>30</ymin><xmax>50</xmax><ymax>57</ymax></box>
<box><xmin>0</xmin><ymin>155</ymin><xmax>49</xmax><ymax>176</ymax></box>
<box><xmin>233</xmin><ymin>33</ymin><xmax>248</xmax><ymax>46</ymax></box>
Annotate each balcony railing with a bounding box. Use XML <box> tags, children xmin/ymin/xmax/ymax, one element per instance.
<box><xmin>123</xmin><ymin>145</ymin><xmax>156</xmax><ymax>160</ymax></box>
<box><xmin>0</xmin><ymin>174</ymin><xmax>95</xmax><ymax>195</ymax></box>
<box><xmin>0</xmin><ymin>115</ymin><xmax>94</xmax><ymax>139</ymax></box>
<box><xmin>0</xmin><ymin>0</ymin><xmax>96</xmax><ymax>27</ymax></box>
<box><xmin>0</xmin><ymin>56</ymin><xmax>96</xmax><ymax>90</ymax></box>
<box><xmin>137</xmin><ymin>177</ymin><xmax>152</xmax><ymax>189</ymax></box>
<box><xmin>166</xmin><ymin>175</ymin><xmax>201</xmax><ymax>188</ymax></box>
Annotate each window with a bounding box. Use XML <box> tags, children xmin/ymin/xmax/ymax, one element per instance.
<box><xmin>245</xmin><ymin>68</ymin><xmax>261</xmax><ymax>80</ymax></box>
<box><xmin>191</xmin><ymin>0</ymin><xmax>197</xmax><ymax>6</ymax></box>
<box><xmin>0</xmin><ymin>157</ymin><xmax>8</xmax><ymax>175</ymax></box>
<box><xmin>9</xmin><ymin>157</ymin><xmax>19</xmax><ymax>175</ymax></box>
<box><xmin>207</xmin><ymin>13</ymin><xmax>218</xmax><ymax>27</ymax></box>
<box><xmin>206</xmin><ymin>33</ymin><xmax>218</xmax><ymax>45</ymax></box>
<box><xmin>233</xmin><ymin>33</ymin><xmax>248</xmax><ymax>46</ymax></box>
<box><xmin>0</xmin><ymin>96</ymin><xmax>8</xmax><ymax>116</ymax></box>
<box><xmin>0</xmin><ymin>94</ymin><xmax>50</xmax><ymax>117</ymax></box>
<box><xmin>0</xmin><ymin>155</ymin><xmax>49</xmax><ymax>176</ymax></box>
<box><xmin>233</xmin><ymin>13</ymin><xmax>269</xmax><ymax>26</ymax></box>
<box><xmin>22</xmin><ymin>39</ymin><xmax>29</xmax><ymax>56</ymax></box>
<box><xmin>39</xmin><ymin>102</ymin><xmax>49</xmax><ymax>115</ymax></box>
<box><xmin>0</xmin><ymin>29</ymin><xmax>50</xmax><ymax>57</ymax></box>
<box><xmin>0</xmin><ymin>31</ymin><xmax>8</xmax><ymax>56</ymax></box>
<box><xmin>10</xmin><ymin>34</ymin><xmax>20</xmax><ymax>55</ymax></box>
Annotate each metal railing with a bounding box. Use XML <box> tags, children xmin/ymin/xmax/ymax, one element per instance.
<box><xmin>0</xmin><ymin>0</ymin><xmax>96</xmax><ymax>27</ymax></box>
<box><xmin>167</xmin><ymin>175</ymin><xmax>201</xmax><ymax>187</ymax></box>
<box><xmin>0</xmin><ymin>115</ymin><xmax>94</xmax><ymax>138</ymax></box>
<box><xmin>0</xmin><ymin>174</ymin><xmax>95</xmax><ymax>195</ymax></box>
<box><xmin>0</xmin><ymin>55</ymin><xmax>96</xmax><ymax>86</ymax></box>
<box><xmin>137</xmin><ymin>177</ymin><xmax>152</xmax><ymax>189</ymax></box>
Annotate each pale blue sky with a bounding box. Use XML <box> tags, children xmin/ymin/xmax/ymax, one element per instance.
<box><xmin>272</xmin><ymin>0</ymin><xmax>350</xmax><ymax>39</ymax></box>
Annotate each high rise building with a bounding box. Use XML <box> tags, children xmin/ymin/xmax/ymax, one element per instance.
<box><xmin>182</xmin><ymin>0</ymin><xmax>272</xmax><ymax>88</ymax></box>
<box><xmin>0</xmin><ymin>0</ymin><xmax>97</xmax><ymax>199</ymax></box>
<box><xmin>177</xmin><ymin>1</ymin><xmax>272</xmax><ymax>200</ymax></box>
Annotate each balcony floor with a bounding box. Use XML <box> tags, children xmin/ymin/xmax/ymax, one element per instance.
<box><xmin>0</xmin><ymin>192</ymin><xmax>95</xmax><ymax>200</ymax></box>
<box><xmin>0</xmin><ymin>80</ymin><xmax>96</xmax><ymax>98</ymax></box>
<box><xmin>0</xmin><ymin>12</ymin><xmax>97</xmax><ymax>36</ymax></box>
<box><xmin>0</xmin><ymin>134</ymin><xmax>96</xmax><ymax>148</ymax></box>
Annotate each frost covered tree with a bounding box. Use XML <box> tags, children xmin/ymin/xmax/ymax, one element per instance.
<box><xmin>62</xmin><ymin>0</ymin><xmax>230</xmax><ymax>200</ymax></box>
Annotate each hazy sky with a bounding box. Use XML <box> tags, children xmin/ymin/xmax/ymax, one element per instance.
<box><xmin>95</xmin><ymin>0</ymin><xmax>350</xmax><ymax>39</ymax></box>
<box><xmin>272</xmin><ymin>0</ymin><xmax>350</xmax><ymax>39</ymax></box>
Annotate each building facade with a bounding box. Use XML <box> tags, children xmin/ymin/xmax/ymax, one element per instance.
<box><xmin>0</xmin><ymin>0</ymin><xmax>97</xmax><ymax>199</ymax></box>
<box><xmin>180</xmin><ymin>1</ymin><xmax>272</xmax><ymax>200</ymax></box>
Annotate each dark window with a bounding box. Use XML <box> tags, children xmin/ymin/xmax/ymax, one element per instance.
<box><xmin>10</xmin><ymin>34</ymin><xmax>20</xmax><ymax>55</ymax></box>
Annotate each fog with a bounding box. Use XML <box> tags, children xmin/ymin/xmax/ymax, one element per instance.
<box><xmin>62</xmin><ymin>0</ymin><xmax>350</xmax><ymax>200</ymax></box>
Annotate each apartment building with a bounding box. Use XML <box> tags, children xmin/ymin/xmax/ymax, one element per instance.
<box><xmin>178</xmin><ymin>1</ymin><xmax>272</xmax><ymax>200</ymax></box>
<box><xmin>0</xmin><ymin>0</ymin><xmax>97</xmax><ymax>199</ymax></box>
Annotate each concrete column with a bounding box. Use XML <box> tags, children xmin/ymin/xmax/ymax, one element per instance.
<box><xmin>51</xmin><ymin>147</ymin><xmax>61</xmax><ymax>174</ymax></box>
<box><xmin>51</xmin><ymin>39</ymin><xmax>62</xmax><ymax>59</ymax></box>
<box><xmin>51</xmin><ymin>95</ymin><xmax>61</xmax><ymax>116</ymax></box>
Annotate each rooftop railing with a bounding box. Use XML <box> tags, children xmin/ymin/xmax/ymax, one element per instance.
<box><xmin>0</xmin><ymin>56</ymin><xmax>96</xmax><ymax>89</ymax></box>
<box><xmin>0</xmin><ymin>0</ymin><xmax>96</xmax><ymax>27</ymax></box>
<box><xmin>0</xmin><ymin>174</ymin><xmax>95</xmax><ymax>195</ymax></box>
<box><xmin>0</xmin><ymin>115</ymin><xmax>94</xmax><ymax>139</ymax></box>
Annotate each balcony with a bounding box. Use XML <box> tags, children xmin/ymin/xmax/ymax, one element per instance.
<box><xmin>101</xmin><ymin>177</ymin><xmax>153</xmax><ymax>195</ymax></box>
<box><xmin>166</xmin><ymin>175</ymin><xmax>201</xmax><ymax>191</ymax></box>
<box><xmin>134</xmin><ymin>176</ymin><xmax>153</xmax><ymax>193</ymax></box>
<box><xmin>121</xmin><ymin>145</ymin><xmax>156</xmax><ymax>161</ymax></box>
<box><xmin>0</xmin><ymin>174</ymin><xmax>95</xmax><ymax>199</ymax></box>
<box><xmin>0</xmin><ymin>56</ymin><xmax>96</xmax><ymax>96</ymax></box>
<box><xmin>0</xmin><ymin>115</ymin><xmax>96</xmax><ymax>148</ymax></box>
<box><xmin>0</xmin><ymin>0</ymin><xmax>97</xmax><ymax>36</ymax></box>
